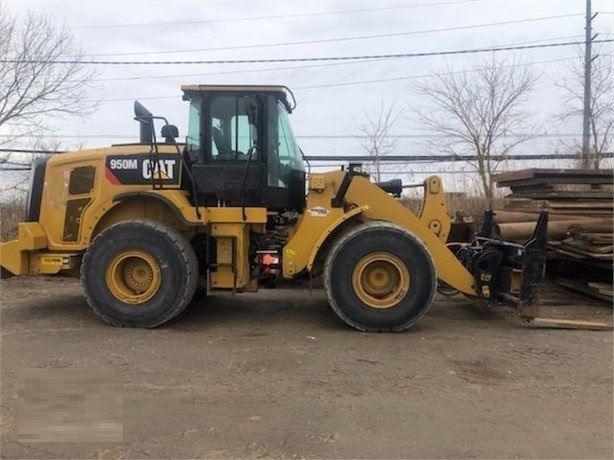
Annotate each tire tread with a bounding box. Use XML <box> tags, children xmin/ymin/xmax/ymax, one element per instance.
<box><xmin>81</xmin><ymin>219</ymin><xmax>198</xmax><ymax>328</ymax></box>
<box><xmin>323</xmin><ymin>221</ymin><xmax>436</xmax><ymax>332</ymax></box>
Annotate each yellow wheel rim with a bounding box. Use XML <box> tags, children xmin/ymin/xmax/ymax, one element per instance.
<box><xmin>351</xmin><ymin>252</ymin><xmax>410</xmax><ymax>309</ymax></box>
<box><xmin>105</xmin><ymin>250</ymin><xmax>161</xmax><ymax>305</ymax></box>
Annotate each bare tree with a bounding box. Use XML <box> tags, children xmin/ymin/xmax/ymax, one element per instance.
<box><xmin>355</xmin><ymin>99</ymin><xmax>400</xmax><ymax>182</ymax></box>
<box><xmin>412</xmin><ymin>54</ymin><xmax>538</xmax><ymax>206</ymax></box>
<box><xmin>0</xmin><ymin>6</ymin><xmax>97</xmax><ymax>147</ymax></box>
<box><xmin>557</xmin><ymin>45</ymin><xmax>613</xmax><ymax>169</ymax></box>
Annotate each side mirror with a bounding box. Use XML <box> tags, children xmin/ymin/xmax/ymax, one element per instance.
<box><xmin>161</xmin><ymin>124</ymin><xmax>179</xmax><ymax>143</ymax></box>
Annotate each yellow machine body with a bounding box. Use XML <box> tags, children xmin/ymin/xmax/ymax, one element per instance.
<box><xmin>0</xmin><ymin>146</ymin><xmax>475</xmax><ymax>295</ymax></box>
<box><xmin>1</xmin><ymin>84</ymin><xmax>547</xmax><ymax>331</ymax></box>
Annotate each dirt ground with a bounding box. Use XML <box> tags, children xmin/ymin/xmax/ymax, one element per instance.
<box><xmin>1</xmin><ymin>276</ymin><xmax>612</xmax><ymax>459</ymax></box>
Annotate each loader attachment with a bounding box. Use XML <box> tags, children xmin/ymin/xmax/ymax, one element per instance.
<box><xmin>457</xmin><ymin>211</ymin><xmax>549</xmax><ymax>317</ymax></box>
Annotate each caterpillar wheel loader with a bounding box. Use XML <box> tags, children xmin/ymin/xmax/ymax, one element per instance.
<box><xmin>0</xmin><ymin>85</ymin><xmax>548</xmax><ymax>331</ymax></box>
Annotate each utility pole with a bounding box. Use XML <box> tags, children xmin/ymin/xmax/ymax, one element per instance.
<box><xmin>581</xmin><ymin>0</ymin><xmax>597</xmax><ymax>168</ymax></box>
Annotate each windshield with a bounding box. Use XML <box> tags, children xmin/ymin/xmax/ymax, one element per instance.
<box><xmin>267</xmin><ymin>98</ymin><xmax>304</xmax><ymax>187</ymax></box>
<box><xmin>276</xmin><ymin>101</ymin><xmax>304</xmax><ymax>171</ymax></box>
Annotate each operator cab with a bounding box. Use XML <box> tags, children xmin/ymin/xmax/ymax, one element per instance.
<box><xmin>182</xmin><ymin>85</ymin><xmax>306</xmax><ymax>211</ymax></box>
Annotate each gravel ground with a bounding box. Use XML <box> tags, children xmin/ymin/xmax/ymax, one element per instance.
<box><xmin>1</xmin><ymin>276</ymin><xmax>612</xmax><ymax>459</ymax></box>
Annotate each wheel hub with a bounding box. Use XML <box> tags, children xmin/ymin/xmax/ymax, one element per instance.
<box><xmin>122</xmin><ymin>259</ymin><xmax>154</xmax><ymax>291</ymax></box>
<box><xmin>105</xmin><ymin>250</ymin><xmax>161</xmax><ymax>305</ymax></box>
<box><xmin>352</xmin><ymin>252</ymin><xmax>410</xmax><ymax>309</ymax></box>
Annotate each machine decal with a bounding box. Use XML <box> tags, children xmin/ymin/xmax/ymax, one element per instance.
<box><xmin>308</xmin><ymin>206</ymin><xmax>329</xmax><ymax>217</ymax></box>
<box><xmin>41</xmin><ymin>256</ymin><xmax>63</xmax><ymax>265</ymax></box>
<box><xmin>105</xmin><ymin>154</ymin><xmax>182</xmax><ymax>186</ymax></box>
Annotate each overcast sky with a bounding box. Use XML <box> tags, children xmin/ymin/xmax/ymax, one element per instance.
<box><xmin>2</xmin><ymin>0</ymin><xmax>613</xmax><ymax>187</ymax></box>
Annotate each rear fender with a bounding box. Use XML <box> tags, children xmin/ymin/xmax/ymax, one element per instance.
<box><xmin>79</xmin><ymin>190</ymin><xmax>202</xmax><ymax>248</ymax></box>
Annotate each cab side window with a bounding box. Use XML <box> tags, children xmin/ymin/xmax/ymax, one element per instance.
<box><xmin>186</xmin><ymin>101</ymin><xmax>201</xmax><ymax>161</ymax></box>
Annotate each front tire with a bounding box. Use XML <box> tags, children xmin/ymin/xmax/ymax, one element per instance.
<box><xmin>81</xmin><ymin>219</ymin><xmax>198</xmax><ymax>328</ymax></box>
<box><xmin>324</xmin><ymin>221</ymin><xmax>436</xmax><ymax>332</ymax></box>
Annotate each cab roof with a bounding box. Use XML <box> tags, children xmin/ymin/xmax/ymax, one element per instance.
<box><xmin>180</xmin><ymin>84</ymin><xmax>295</xmax><ymax>112</ymax></box>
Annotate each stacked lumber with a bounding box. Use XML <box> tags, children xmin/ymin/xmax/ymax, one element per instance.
<box><xmin>493</xmin><ymin>168</ymin><xmax>613</xmax><ymax>304</ymax></box>
<box><xmin>495</xmin><ymin>168</ymin><xmax>613</xmax><ymax>216</ymax></box>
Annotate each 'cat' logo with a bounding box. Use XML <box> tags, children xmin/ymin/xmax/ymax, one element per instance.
<box><xmin>142</xmin><ymin>159</ymin><xmax>176</xmax><ymax>180</ymax></box>
<box><xmin>105</xmin><ymin>154</ymin><xmax>182</xmax><ymax>187</ymax></box>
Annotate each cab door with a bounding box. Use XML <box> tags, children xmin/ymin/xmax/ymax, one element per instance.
<box><xmin>190</xmin><ymin>93</ymin><xmax>265</xmax><ymax>206</ymax></box>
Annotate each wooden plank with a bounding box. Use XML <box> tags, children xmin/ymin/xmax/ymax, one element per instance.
<box><xmin>528</xmin><ymin>317</ymin><xmax>612</xmax><ymax>330</ymax></box>
<box><xmin>556</xmin><ymin>278</ymin><xmax>614</xmax><ymax>302</ymax></box>
<box><xmin>494</xmin><ymin>219</ymin><xmax>614</xmax><ymax>241</ymax></box>
<box><xmin>504</xmin><ymin>199</ymin><xmax>614</xmax><ymax>209</ymax></box>
<box><xmin>492</xmin><ymin>210</ymin><xmax>596</xmax><ymax>223</ymax></box>
<box><xmin>503</xmin><ymin>201</ymin><xmax>613</xmax><ymax>215</ymax></box>
<box><xmin>548</xmin><ymin>244</ymin><xmax>605</xmax><ymax>260</ymax></box>
<box><xmin>560</xmin><ymin>237</ymin><xmax>613</xmax><ymax>254</ymax></box>
<box><xmin>543</xmin><ymin>209</ymin><xmax>612</xmax><ymax>216</ymax></box>
<box><xmin>588</xmin><ymin>282</ymin><xmax>614</xmax><ymax>297</ymax></box>
<box><xmin>510</xmin><ymin>184</ymin><xmax>556</xmax><ymax>193</ymax></box>
<box><xmin>510</xmin><ymin>183</ymin><xmax>613</xmax><ymax>194</ymax></box>
<box><xmin>498</xmin><ymin>176</ymin><xmax>614</xmax><ymax>187</ymax></box>
<box><xmin>548</xmin><ymin>245</ymin><xmax>613</xmax><ymax>260</ymax></box>
<box><xmin>582</xmin><ymin>233</ymin><xmax>614</xmax><ymax>244</ymax></box>
<box><xmin>495</xmin><ymin>168</ymin><xmax>614</xmax><ymax>182</ymax></box>
<box><xmin>547</xmin><ymin>254</ymin><xmax>613</xmax><ymax>275</ymax></box>
<box><xmin>494</xmin><ymin>168</ymin><xmax>614</xmax><ymax>188</ymax></box>
<box><xmin>507</xmin><ymin>191</ymin><xmax>613</xmax><ymax>200</ymax></box>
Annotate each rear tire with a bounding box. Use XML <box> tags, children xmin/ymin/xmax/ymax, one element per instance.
<box><xmin>81</xmin><ymin>219</ymin><xmax>198</xmax><ymax>328</ymax></box>
<box><xmin>324</xmin><ymin>221</ymin><xmax>436</xmax><ymax>332</ymax></box>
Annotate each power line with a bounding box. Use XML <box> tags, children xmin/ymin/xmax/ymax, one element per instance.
<box><xmin>73</xmin><ymin>1</ymin><xmax>471</xmax><ymax>30</ymax></box>
<box><xmin>87</xmin><ymin>13</ymin><xmax>584</xmax><ymax>57</ymax></box>
<box><xmin>93</xmin><ymin>36</ymin><xmax>584</xmax><ymax>83</ymax></box>
<box><xmin>0</xmin><ymin>132</ymin><xmax>588</xmax><ymax>144</ymax></box>
<box><xmin>96</xmin><ymin>58</ymin><xmax>391</xmax><ymax>83</ymax></box>
<box><xmin>1</xmin><ymin>148</ymin><xmax>64</xmax><ymax>154</ymax></box>
<box><xmin>300</xmin><ymin>133</ymin><xmax>585</xmax><ymax>140</ymax></box>
<box><xmin>304</xmin><ymin>153</ymin><xmax>614</xmax><ymax>162</ymax></box>
<box><xmin>1</xmin><ymin>52</ymin><xmax>605</xmax><ymax>108</ymax></box>
<box><xmin>81</xmin><ymin>55</ymin><xmax>592</xmax><ymax>102</ymax></box>
<box><xmin>3</xmin><ymin>150</ymin><xmax>611</xmax><ymax>162</ymax></box>
<box><xmin>5</xmin><ymin>39</ymin><xmax>611</xmax><ymax>66</ymax></box>
<box><xmin>292</xmin><ymin>56</ymin><xmax>591</xmax><ymax>90</ymax></box>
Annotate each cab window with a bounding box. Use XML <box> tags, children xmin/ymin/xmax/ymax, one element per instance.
<box><xmin>187</xmin><ymin>100</ymin><xmax>200</xmax><ymax>155</ymax></box>
<box><xmin>209</xmin><ymin>95</ymin><xmax>259</xmax><ymax>161</ymax></box>
<box><xmin>267</xmin><ymin>97</ymin><xmax>304</xmax><ymax>187</ymax></box>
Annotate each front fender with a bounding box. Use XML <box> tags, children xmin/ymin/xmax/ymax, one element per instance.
<box><xmin>306</xmin><ymin>205</ymin><xmax>369</xmax><ymax>272</ymax></box>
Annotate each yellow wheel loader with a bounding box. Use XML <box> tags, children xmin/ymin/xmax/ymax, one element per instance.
<box><xmin>0</xmin><ymin>85</ymin><xmax>548</xmax><ymax>331</ymax></box>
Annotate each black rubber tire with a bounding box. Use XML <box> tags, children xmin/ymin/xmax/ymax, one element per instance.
<box><xmin>81</xmin><ymin>219</ymin><xmax>198</xmax><ymax>328</ymax></box>
<box><xmin>0</xmin><ymin>267</ymin><xmax>14</xmax><ymax>279</ymax></box>
<box><xmin>323</xmin><ymin>221</ymin><xmax>436</xmax><ymax>332</ymax></box>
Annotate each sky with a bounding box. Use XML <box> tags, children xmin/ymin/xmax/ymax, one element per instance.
<box><xmin>1</xmin><ymin>0</ymin><xmax>613</xmax><ymax>190</ymax></box>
